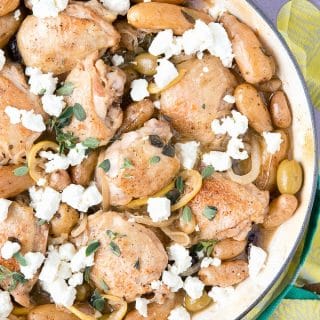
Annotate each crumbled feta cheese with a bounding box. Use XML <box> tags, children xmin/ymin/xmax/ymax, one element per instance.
<box><xmin>59</xmin><ymin>243</ymin><xmax>76</xmax><ymax>261</ymax></box>
<box><xmin>208</xmin><ymin>3</ymin><xmax>227</xmax><ymax>20</ymax></box>
<box><xmin>227</xmin><ymin>137</ymin><xmax>249</xmax><ymax>160</ymax></box>
<box><xmin>29</xmin><ymin>186</ymin><xmax>61</xmax><ymax>221</ymax></box>
<box><xmin>200</xmin><ymin>257</ymin><xmax>221</xmax><ymax>268</ymax></box>
<box><xmin>183</xmin><ymin>276</ymin><xmax>205</xmax><ymax>300</ymax></box>
<box><xmin>61</xmin><ymin>183</ymin><xmax>102</xmax><ymax>212</ymax></box>
<box><xmin>248</xmin><ymin>245</ymin><xmax>267</xmax><ymax>278</ymax></box>
<box><xmin>20</xmin><ymin>110</ymin><xmax>46</xmax><ymax>132</ymax></box>
<box><xmin>58</xmin><ymin>261</ymin><xmax>72</xmax><ymax>280</ymax></box>
<box><xmin>4</xmin><ymin>106</ymin><xmax>21</xmax><ymax>124</ymax></box>
<box><xmin>39</xmin><ymin>249</ymin><xmax>61</xmax><ymax>283</ymax></box>
<box><xmin>135</xmin><ymin>297</ymin><xmax>150</xmax><ymax>318</ymax></box>
<box><xmin>37</xmin><ymin>178</ymin><xmax>47</xmax><ymax>187</ymax></box>
<box><xmin>68</xmin><ymin>272</ymin><xmax>83</xmax><ymax>287</ymax></box>
<box><xmin>40</xmin><ymin>151</ymin><xmax>70</xmax><ymax>173</ymax></box>
<box><xmin>262</xmin><ymin>132</ymin><xmax>283</xmax><ymax>154</ymax></box>
<box><xmin>168</xmin><ymin>306</ymin><xmax>190</xmax><ymax>320</ymax></box>
<box><xmin>1</xmin><ymin>241</ymin><xmax>21</xmax><ymax>260</ymax></box>
<box><xmin>20</xmin><ymin>252</ymin><xmax>45</xmax><ymax>280</ymax></box>
<box><xmin>154</xmin><ymin>58</ymin><xmax>178</xmax><ymax>89</ymax></box>
<box><xmin>208</xmin><ymin>286</ymin><xmax>235</xmax><ymax>305</ymax></box>
<box><xmin>111</xmin><ymin>54</ymin><xmax>124</xmax><ymax>66</ymax></box>
<box><xmin>14</xmin><ymin>9</ymin><xmax>21</xmax><ymax>20</ymax></box>
<box><xmin>167</xmin><ymin>244</ymin><xmax>192</xmax><ymax>275</ymax></box>
<box><xmin>211</xmin><ymin>110</ymin><xmax>248</xmax><ymax>138</ymax></box>
<box><xmin>25</xmin><ymin>66</ymin><xmax>58</xmax><ymax>95</ymax></box>
<box><xmin>67</xmin><ymin>143</ymin><xmax>88</xmax><ymax>166</ymax></box>
<box><xmin>150</xmin><ymin>280</ymin><xmax>162</xmax><ymax>290</ymax></box>
<box><xmin>153</xmin><ymin>100</ymin><xmax>161</xmax><ymax>110</ymax></box>
<box><xmin>223</xmin><ymin>95</ymin><xmax>236</xmax><ymax>104</ymax></box>
<box><xmin>147</xmin><ymin>197</ymin><xmax>171</xmax><ymax>223</ymax></box>
<box><xmin>41</xmin><ymin>94</ymin><xmax>65</xmax><ymax>117</ymax></box>
<box><xmin>130</xmin><ymin>79</ymin><xmax>150</xmax><ymax>102</ymax></box>
<box><xmin>30</xmin><ymin>0</ymin><xmax>69</xmax><ymax>18</ymax></box>
<box><xmin>0</xmin><ymin>199</ymin><xmax>12</xmax><ymax>222</ymax></box>
<box><xmin>175</xmin><ymin>141</ymin><xmax>200</xmax><ymax>169</ymax></box>
<box><xmin>70</xmin><ymin>247</ymin><xmax>95</xmax><ymax>273</ymax></box>
<box><xmin>0</xmin><ymin>49</ymin><xmax>5</xmax><ymax>71</ymax></box>
<box><xmin>202</xmin><ymin>151</ymin><xmax>232</xmax><ymax>171</ymax></box>
<box><xmin>162</xmin><ymin>270</ymin><xmax>183</xmax><ymax>292</ymax></box>
<box><xmin>46</xmin><ymin>278</ymin><xmax>77</xmax><ymax>307</ymax></box>
<box><xmin>0</xmin><ymin>290</ymin><xmax>13</xmax><ymax>318</ymax></box>
<box><xmin>100</xmin><ymin>0</ymin><xmax>130</xmax><ymax>15</ymax></box>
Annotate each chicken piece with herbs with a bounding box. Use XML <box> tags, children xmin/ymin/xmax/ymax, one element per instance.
<box><xmin>0</xmin><ymin>202</ymin><xmax>48</xmax><ymax>307</ymax></box>
<box><xmin>189</xmin><ymin>173</ymin><xmax>269</xmax><ymax>241</ymax></box>
<box><xmin>96</xmin><ymin>119</ymin><xmax>180</xmax><ymax>206</ymax></box>
<box><xmin>17</xmin><ymin>0</ymin><xmax>120</xmax><ymax>74</ymax></box>
<box><xmin>0</xmin><ymin>62</ymin><xmax>44</xmax><ymax>165</ymax></box>
<box><xmin>62</xmin><ymin>52</ymin><xmax>125</xmax><ymax>146</ymax></box>
<box><xmin>160</xmin><ymin>55</ymin><xmax>237</xmax><ymax>148</ymax></box>
<box><xmin>84</xmin><ymin>211</ymin><xmax>168</xmax><ymax>302</ymax></box>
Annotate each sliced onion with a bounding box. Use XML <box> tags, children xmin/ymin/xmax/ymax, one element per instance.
<box><xmin>131</xmin><ymin>211</ymin><xmax>180</xmax><ymax>228</ymax></box>
<box><xmin>71</xmin><ymin>213</ymin><xmax>88</xmax><ymax>238</ymax></box>
<box><xmin>101</xmin><ymin>295</ymin><xmax>128</xmax><ymax>320</ymax></box>
<box><xmin>227</xmin><ymin>136</ymin><xmax>261</xmax><ymax>185</ymax></box>
<box><xmin>66</xmin><ymin>306</ymin><xmax>96</xmax><ymax>320</ymax></box>
<box><xmin>161</xmin><ymin>227</ymin><xmax>191</xmax><ymax>247</ymax></box>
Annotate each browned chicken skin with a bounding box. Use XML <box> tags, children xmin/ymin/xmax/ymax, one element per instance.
<box><xmin>160</xmin><ymin>55</ymin><xmax>237</xmax><ymax>147</ymax></box>
<box><xmin>189</xmin><ymin>173</ymin><xmax>269</xmax><ymax>241</ymax></box>
<box><xmin>0</xmin><ymin>0</ymin><xmax>19</xmax><ymax>17</ymax></box>
<box><xmin>0</xmin><ymin>202</ymin><xmax>48</xmax><ymax>307</ymax></box>
<box><xmin>63</xmin><ymin>52</ymin><xmax>125</xmax><ymax>145</ymax></box>
<box><xmin>0</xmin><ymin>62</ymin><xmax>43</xmax><ymax>165</ymax></box>
<box><xmin>0</xmin><ymin>11</ymin><xmax>22</xmax><ymax>48</ymax></box>
<box><xmin>17</xmin><ymin>0</ymin><xmax>120</xmax><ymax>74</ymax></box>
<box><xmin>96</xmin><ymin>119</ymin><xmax>180</xmax><ymax>206</ymax></box>
<box><xmin>86</xmin><ymin>211</ymin><xmax>168</xmax><ymax>302</ymax></box>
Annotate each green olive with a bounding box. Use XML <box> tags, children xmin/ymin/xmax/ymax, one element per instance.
<box><xmin>184</xmin><ymin>291</ymin><xmax>212</xmax><ymax>313</ymax></box>
<box><xmin>179</xmin><ymin>213</ymin><xmax>196</xmax><ymax>234</ymax></box>
<box><xmin>134</xmin><ymin>53</ymin><xmax>158</xmax><ymax>76</ymax></box>
<box><xmin>277</xmin><ymin>159</ymin><xmax>303</xmax><ymax>194</ymax></box>
<box><xmin>76</xmin><ymin>283</ymin><xmax>92</xmax><ymax>302</ymax></box>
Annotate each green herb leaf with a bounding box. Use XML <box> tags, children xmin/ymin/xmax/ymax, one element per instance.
<box><xmin>175</xmin><ymin>176</ymin><xmax>184</xmax><ymax>193</ymax></box>
<box><xmin>149</xmin><ymin>156</ymin><xmax>160</xmax><ymax>165</ymax></box>
<box><xmin>100</xmin><ymin>280</ymin><xmax>109</xmax><ymax>292</ymax></box>
<box><xmin>56</xmin><ymin>107</ymin><xmax>74</xmax><ymax>129</ymax></box>
<box><xmin>201</xmin><ymin>103</ymin><xmax>206</xmax><ymax>109</ymax></box>
<box><xmin>201</xmin><ymin>165</ymin><xmax>215</xmax><ymax>179</ymax></box>
<box><xmin>73</xmin><ymin>103</ymin><xmax>86</xmax><ymax>121</ymax></box>
<box><xmin>165</xmin><ymin>188</ymin><xmax>180</xmax><ymax>205</ymax></box>
<box><xmin>192</xmin><ymin>240</ymin><xmax>217</xmax><ymax>257</ymax></box>
<box><xmin>181</xmin><ymin>9</ymin><xmax>196</xmax><ymax>24</ymax></box>
<box><xmin>56</xmin><ymin>82</ymin><xmax>74</xmax><ymax>96</ymax></box>
<box><xmin>106</xmin><ymin>230</ymin><xmax>118</xmax><ymax>240</ymax></box>
<box><xmin>90</xmin><ymin>290</ymin><xmax>105</xmax><ymax>312</ymax></box>
<box><xmin>162</xmin><ymin>144</ymin><xmax>175</xmax><ymax>158</ymax></box>
<box><xmin>182</xmin><ymin>206</ymin><xmax>192</xmax><ymax>223</ymax></box>
<box><xmin>203</xmin><ymin>206</ymin><xmax>217</xmax><ymax>221</ymax></box>
<box><xmin>121</xmin><ymin>158</ymin><xmax>133</xmax><ymax>169</ymax></box>
<box><xmin>37</xmin><ymin>219</ymin><xmax>47</xmax><ymax>226</ymax></box>
<box><xmin>13</xmin><ymin>252</ymin><xmax>27</xmax><ymax>267</ymax></box>
<box><xmin>0</xmin><ymin>266</ymin><xmax>27</xmax><ymax>291</ymax></box>
<box><xmin>56</xmin><ymin>131</ymin><xmax>78</xmax><ymax>154</ymax></box>
<box><xmin>84</xmin><ymin>266</ymin><xmax>91</xmax><ymax>283</ymax></box>
<box><xmin>39</xmin><ymin>88</ymin><xmax>46</xmax><ymax>95</ymax></box>
<box><xmin>82</xmin><ymin>137</ymin><xmax>100</xmax><ymax>149</ymax></box>
<box><xmin>86</xmin><ymin>241</ymin><xmax>100</xmax><ymax>256</ymax></box>
<box><xmin>109</xmin><ymin>241</ymin><xmax>121</xmax><ymax>257</ymax></box>
<box><xmin>13</xmin><ymin>166</ymin><xmax>29</xmax><ymax>176</ymax></box>
<box><xmin>99</xmin><ymin>159</ymin><xmax>110</xmax><ymax>173</ymax></box>
<box><xmin>134</xmin><ymin>258</ymin><xmax>140</xmax><ymax>270</ymax></box>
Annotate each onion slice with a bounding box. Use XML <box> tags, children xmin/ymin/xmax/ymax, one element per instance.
<box><xmin>161</xmin><ymin>227</ymin><xmax>191</xmax><ymax>247</ymax></box>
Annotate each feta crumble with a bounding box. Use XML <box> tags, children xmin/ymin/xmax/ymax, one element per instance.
<box><xmin>1</xmin><ymin>241</ymin><xmax>21</xmax><ymax>260</ymax></box>
<box><xmin>70</xmin><ymin>246</ymin><xmax>95</xmax><ymax>273</ymax></box>
<box><xmin>61</xmin><ymin>183</ymin><xmax>102</xmax><ymax>212</ymax></box>
<box><xmin>39</xmin><ymin>249</ymin><xmax>61</xmax><ymax>283</ymax></box>
<box><xmin>20</xmin><ymin>252</ymin><xmax>45</xmax><ymax>279</ymax></box>
<box><xmin>183</xmin><ymin>276</ymin><xmax>205</xmax><ymax>300</ymax></box>
<box><xmin>154</xmin><ymin>58</ymin><xmax>178</xmax><ymax>89</ymax></box>
<box><xmin>0</xmin><ymin>199</ymin><xmax>12</xmax><ymax>222</ymax></box>
<box><xmin>200</xmin><ymin>257</ymin><xmax>221</xmax><ymax>268</ymax></box>
<box><xmin>29</xmin><ymin>186</ymin><xmax>61</xmax><ymax>221</ymax></box>
<box><xmin>150</xmin><ymin>280</ymin><xmax>162</xmax><ymax>290</ymax></box>
<box><xmin>41</xmin><ymin>94</ymin><xmax>65</xmax><ymax>117</ymax></box>
<box><xmin>135</xmin><ymin>297</ymin><xmax>150</xmax><ymax>318</ymax></box>
<box><xmin>130</xmin><ymin>79</ymin><xmax>150</xmax><ymax>102</ymax></box>
<box><xmin>223</xmin><ymin>94</ymin><xmax>236</xmax><ymax>104</ymax></box>
<box><xmin>30</xmin><ymin>0</ymin><xmax>69</xmax><ymax>18</ymax></box>
<box><xmin>68</xmin><ymin>272</ymin><xmax>83</xmax><ymax>287</ymax></box>
<box><xmin>0</xmin><ymin>49</ymin><xmax>5</xmax><ymax>71</ymax></box>
<box><xmin>59</xmin><ymin>243</ymin><xmax>76</xmax><ymax>261</ymax></box>
<box><xmin>227</xmin><ymin>137</ymin><xmax>249</xmax><ymax>160</ymax></box>
<box><xmin>248</xmin><ymin>245</ymin><xmax>267</xmax><ymax>278</ymax></box>
<box><xmin>175</xmin><ymin>141</ymin><xmax>200</xmax><ymax>169</ymax></box>
<box><xmin>111</xmin><ymin>54</ymin><xmax>124</xmax><ymax>66</ymax></box>
<box><xmin>14</xmin><ymin>9</ymin><xmax>21</xmax><ymax>20</ymax></box>
<box><xmin>153</xmin><ymin>100</ymin><xmax>161</xmax><ymax>110</ymax></box>
<box><xmin>100</xmin><ymin>0</ymin><xmax>130</xmax><ymax>15</ymax></box>
<box><xmin>262</xmin><ymin>132</ymin><xmax>283</xmax><ymax>154</ymax></box>
<box><xmin>167</xmin><ymin>244</ymin><xmax>192</xmax><ymax>275</ymax></box>
<box><xmin>147</xmin><ymin>197</ymin><xmax>171</xmax><ymax>223</ymax></box>
<box><xmin>162</xmin><ymin>270</ymin><xmax>183</xmax><ymax>292</ymax></box>
<box><xmin>208</xmin><ymin>286</ymin><xmax>235</xmax><ymax>305</ymax></box>
<box><xmin>202</xmin><ymin>151</ymin><xmax>232</xmax><ymax>172</ymax></box>
<box><xmin>168</xmin><ymin>306</ymin><xmax>190</xmax><ymax>320</ymax></box>
<box><xmin>46</xmin><ymin>278</ymin><xmax>77</xmax><ymax>307</ymax></box>
<box><xmin>4</xmin><ymin>106</ymin><xmax>21</xmax><ymax>124</ymax></box>
<box><xmin>208</xmin><ymin>3</ymin><xmax>227</xmax><ymax>20</ymax></box>
<box><xmin>0</xmin><ymin>290</ymin><xmax>13</xmax><ymax>318</ymax></box>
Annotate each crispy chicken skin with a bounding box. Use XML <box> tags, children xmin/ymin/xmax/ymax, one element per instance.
<box><xmin>86</xmin><ymin>211</ymin><xmax>168</xmax><ymax>302</ymax></box>
<box><xmin>0</xmin><ymin>0</ymin><xmax>19</xmax><ymax>17</ymax></box>
<box><xmin>160</xmin><ymin>55</ymin><xmax>237</xmax><ymax>148</ymax></box>
<box><xmin>63</xmin><ymin>52</ymin><xmax>125</xmax><ymax>145</ymax></box>
<box><xmin>0</xmin><ymin>202</ymin><xmax>48</xmax><ymax>307</ymax></box>
<box><xmin>0</xmin><ymin>11</ymin><xmax>22</xmax><ymax>48</ymax></box>
<box><xmin>17</xmin><ymin>0</ymin><xmax>120</xmax><ymax>74</ymax></box>
<box><xmin>0</xmin><ymin>62</ymin><xmax>43</xmax><ymax>165</ymax></box>
<box><xmin>96</xmin><ymin>119</ymin><xmax>180</xmax><ymax>206</ymax></box>
<box><xmin>189</xmin><ymin>173</ymin><xmax>269</xmax><ymax>241</ymax></box>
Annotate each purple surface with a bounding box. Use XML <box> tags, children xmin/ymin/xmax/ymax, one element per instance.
<box><xmin>252</xmin><ymin>0</ymin><xmax>320</xmax><ymax>152</ymax></box>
